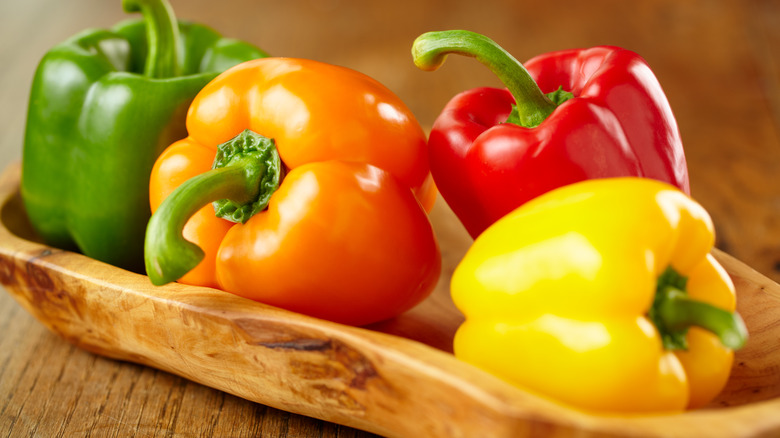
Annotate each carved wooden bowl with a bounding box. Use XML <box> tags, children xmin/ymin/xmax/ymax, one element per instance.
<box><xmin>1</xmin><ymin>161</ymin><xmax>779</xmax><ymax>437</ymax></box>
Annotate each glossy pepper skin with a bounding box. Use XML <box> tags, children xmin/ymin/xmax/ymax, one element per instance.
<box><xmin>412</xmin><ymin>30</ymin><xmax>690</xmax><ymax>238</ymax></box>
<box><xmin>21</xmin><ymin>0</ymin><xmax>267</xmax><ymax>272</ymax></box>
<box><xmin>145</xmin><ymin>58</ymin><xmax>440</xmax><ymax>326</ymax></box>
<box><xmin>452</xmin><ymin>177</ymin><xmax>747</xmax><ymax>413</ymax></box>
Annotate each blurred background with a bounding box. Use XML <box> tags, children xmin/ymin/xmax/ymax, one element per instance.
<box><xmin>0</xmin><ymin>0</ymin><xmax>777</xmax><ymax>436</ymax></box>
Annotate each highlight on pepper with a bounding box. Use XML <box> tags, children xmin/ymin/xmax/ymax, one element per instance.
<box><xmin>144</xmin><ymin>57</ymin><xmax>441</xmax><ymax>327</ymax></box>
<box><xmin>450</xmin><ymin>177</ymin><xmax>747</xmax><ymax>414</ymax></box>
<box><xmin>412</xmin><ymin>30</ymin><xmax>689</xmax><ymax>239</ymax></box>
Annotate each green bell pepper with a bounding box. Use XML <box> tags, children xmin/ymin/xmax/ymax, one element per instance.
<box><xmin>21</xmin><ymin>0</ymin><xmax>268</xmax><ymax>272</ymax></box>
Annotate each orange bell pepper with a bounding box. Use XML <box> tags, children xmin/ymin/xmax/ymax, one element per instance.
<box><xmin>145</xmin><ymin>58</ymin><xmax>441</xmax><ymax>326</ymax></box>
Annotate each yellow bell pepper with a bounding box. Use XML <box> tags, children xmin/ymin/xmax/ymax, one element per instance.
<box><xmin>451</xmin><ymin>177</ymin><xmax>747</xmax><ymax>414</ymax></box>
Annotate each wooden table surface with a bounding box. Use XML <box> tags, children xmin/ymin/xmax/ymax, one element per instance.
<box><xmin>1</xmin><ymin>0</ymin><xmax>778</xmax><ymax>437</ymax></box>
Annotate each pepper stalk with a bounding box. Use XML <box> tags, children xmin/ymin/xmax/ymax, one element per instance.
<box><xmin>412</xmin><ymin>30</ymin><xmax>573</xmax><ymax>128</ymax></box>
<box><xmin>651</xmin><ymin>266</ymin><xmax>748</xmax><ymax>350</ymax></box>
<box><xmin>122</xmin><ymin>0</ymin><xmax>180</xmax><ymax>78</ymax></box>
<box><xmin>144</xmin><ymin>130</ymin><xmax>282</xmax><ymax>285</ymax></box>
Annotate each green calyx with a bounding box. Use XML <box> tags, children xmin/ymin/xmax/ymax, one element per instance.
<box><xmin>122</xmin><ymin>0</ymin><xmax>180</xmax><ymax>78</ymax></box>
<box><xmin>144</xmin><ymin>129</ymin><xmax>282</xmax><ymax>286</ymax></box>
<box><xmin>648</xmin><ymin>266</ymin><xmax>748</xmax><ymax>351</ymax></box>
<box><xmin>212</xmin><ymin>130</ymin><xmax>282</xmax><ymax>223</ymax></box>
<box><xmin>505</xmin><ymin>86</ymin><xmax>573</xmax><ymax>126</ymax></box>
<box><xmin>411</xmin><ymin>30</ymin><xmax>572</xmax><ymax>128</ymax></box>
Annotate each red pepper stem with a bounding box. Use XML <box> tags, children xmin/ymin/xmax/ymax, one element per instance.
<box><xmin>144</xmin><ymin>130</ymin><xmax>281</xmax><ymax>286</ymax></box>
<box><xmin>122</xmin><ymin>0</ymin><xmax>180</xmax><ymax>78</ymax></box>
<box><xmin>655</xmin><ymin>286</ymin><xmax>748</xmax><ymax>350</ymax></box>
<box><xmin>412</xmin><ymin>30</ymin><xmax>557</xmax><ymax>128</ymax></box>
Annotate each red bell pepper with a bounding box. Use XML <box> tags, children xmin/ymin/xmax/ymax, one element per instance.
<box><xmin>412</xmin><ymin>30</ymin><xmax>690</xmax><ymax>238</ymax></box>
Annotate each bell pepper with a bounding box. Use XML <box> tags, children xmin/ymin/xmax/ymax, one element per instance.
<box><xmin>412</xmin><ymin>30</ymin><xmax>690</xmax><ymax>238</ymax></box>
<box><xmin>451</xmin><ymin>177</ymin><xmax>747</xmax><ymax>413</ymax></box>
<box><xmin>144</xmin><ymin>57</ymin><xmax>440</xmax><ymax>326</ymax></box>
<box><xmin>20</xmin><ymin>0</ymin><xmax>268</xmax><ymax>272</ymax></box>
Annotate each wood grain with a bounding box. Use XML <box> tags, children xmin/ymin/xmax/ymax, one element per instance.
<box><xmin>1</xmin><ymin>156</ymin><xmax>780</xmax><ymax>438</ymax></box>
<box><xmin>0</xmin><ymin>0</ymin><xmax>778</xmax><ymax>436</ymax></box>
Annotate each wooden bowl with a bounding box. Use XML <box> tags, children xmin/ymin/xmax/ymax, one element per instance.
<box><xmin>1</xmin><ymin>161</ymin><xmax>779</xmax><ymax>437</ymax></box>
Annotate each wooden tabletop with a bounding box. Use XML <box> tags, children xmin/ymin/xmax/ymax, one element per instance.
<box><xmin>1</xmin><ymin>0</ymin><xmax>778</xmax><ymax>437</ymax></box>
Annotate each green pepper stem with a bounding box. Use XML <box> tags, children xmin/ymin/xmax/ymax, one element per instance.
<box><xmin>122</xmin><ymin>0</ymin><xmax>180</xmax><ymax>78</ymax></box>
<box><xmin>412</xmin><ymin>30</ymin><xmax>557</xmax><ymax>128</ymax></box>
<box><xmin>655</xmin><ymin>287</ymin><xmax>748</xmax><ymax>350</ymax></box>
<box><xmin>144</xmin><ymin>130</ymin><xmax>281</xmax><ymax>286</ymax></box>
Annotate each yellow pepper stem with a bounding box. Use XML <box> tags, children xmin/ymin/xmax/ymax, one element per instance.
<box><xmin>650</xmin><ymin>267</ymin><xmax>748</xmax><ymax>350</ymax></box>
<box><xmin>654</xmin><ymin>287</ymin><xmax>748</xmax><ymax>350</ymax></box>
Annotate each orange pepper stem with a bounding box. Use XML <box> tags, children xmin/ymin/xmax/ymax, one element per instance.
<box><xmin>650</xmin><ymin>267</ymin><xmax>748</xmax><ymax>351</ymax></box>
<box><xmin>144</xmin><ymin>130</ymin><xmax>281</xmax><ymax>286</ymax></box>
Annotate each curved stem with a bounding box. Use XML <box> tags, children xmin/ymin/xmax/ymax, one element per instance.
<box><xmin>144</xmin><ymin>163</ymin><xmax>257</xmax><ymax>285</ymax></box>
<box><xmin>655</xmin><ymin>287</ymin><xmax>748</xmax><ymax>350</ymax></box>
<box><xmin>145</xmin><ymin>130</ymin><xmax>281</xmax><ymax>286</ymax></box>
<box><xmin>412</xmin><ymin>30</ymin><xmax>557</xmax><ymax>128</ymax></box>
<box><xmin>122</xmin><ymin>0</ymin><xmax>180</xmax><ymax>78</ymax></box>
